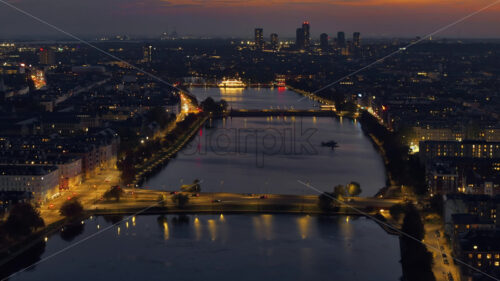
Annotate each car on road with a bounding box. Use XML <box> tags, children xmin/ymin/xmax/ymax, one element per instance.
<box><xmin>191</xmin><ymin>193</ymin><xmax>200</xmax><ymax>197</ymax></box>
<box><xmin>212</xmin><ymin>199</ymin><xmax>221</xmax><ymax>203</ymax></box>
<box><xmin>260</xmin><ymin>195</ymin><xmax>268</xmax><ymax>199</ymax></box>
<box><xmin>170</xmin><ymin>191</ymin><xmax>178</xmax><ymax>195</ymax></box>
<box><xmin>48</xmin><ymin>203</ymin><xmax>55</xmax><ymax>209</ymax></box>
<box><xmin>448</xmin><ymin>272</ymin><xmax>454</xmax><ymax>281</ymax></box>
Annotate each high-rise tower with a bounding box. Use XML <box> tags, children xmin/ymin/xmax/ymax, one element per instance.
<box><xmin>320</xmin><ymin>33</ymin><xmax>329</xmax><ymax>51</ymax></box>
<box><xmin>254</xmin><ymin>28</ymin><xmax>264</xmax><ymax>49</ymax></box>
<box><xmin>270</xmin><ymin>33</ymin><xmax>279</xmax><ymax>50</ymax></box>
<box><xmin>353</xmin><ymin>32</ymin><xmax>361</xmax><ymax>48</ymax></box>
<box><xmin>296</xmin><ymin>28</ymin><xmax>304</xmax><ymax>50</ymax></box>
<box><xmin>337</xmin><ymin>32</ymin><xmax>346</xmax><ymax>48</ymax></box>
<box><xmin>302</xmin><ymin>21</ymin><xmax>310</xmax><ymax>49</ymax></box>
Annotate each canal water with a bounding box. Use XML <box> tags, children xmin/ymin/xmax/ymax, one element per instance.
<box><xmin>3</xmin><ymin>214</ymin><xmax>402</xmax><ymax>281</ymax></box>
<box><xmin>2</xmin><ymin>88</ymin><xmax>400</xmax><ymax>281</ymax></box>
<box><xmin>143</xmin><ymin>87</ymin><xmax>387</xmax><ymax>196</ymax></box>
<box><xmin>189</xmin><ymin>87</ymin><xmax>319</xmax><ymax>110</ymax></box>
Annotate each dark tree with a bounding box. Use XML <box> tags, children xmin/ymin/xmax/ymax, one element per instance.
<box><xmin>347</xmin><ymin>182</ymin><xmax>362</xmax><ymax>197</ymax></box>
<box><xmin>318</xmin><ymin>192</ymin><xmax>335</xmax><ymax>212</ymax></box>
<box><xmin>333</xmin><ymin>185</ymin><xmax>346</xmax><ymax>199</ymax></box>
<box><xmin>103</xmin><ymin>186</ymin><xmax>125</xmax><ymax>202</ymax></box>
<box><xmin>4</xmin><ymin>203</ymin><xmax>44</xmax><ymax>237</ymax></box>
<box><xmin>172</xmin><ymin>193</ymin><xmax>189</xmax><ymax>208</ymax></box>
<box><xmin>60</xmin><ymin>199</ymin><xmax>84</xmax><ymax>218</ymax></box>
<box><xmin>400</xmin><ymin>203</ymin><xmax>436</xmax><ymax>281</ymax></box>
<box><xmin>389</xmin><ymin>203</ymin><xmax>406</xmax><ymax>221</ymax></box>
<box><xmin>200</xmin><ymin>97</ymin><xmax>227</xmax><ymax>114</ymax></box>
<box><xmin>401</xmin><ymin>203</ymin><xmax>424</xmax><ymax>241</ymax></box>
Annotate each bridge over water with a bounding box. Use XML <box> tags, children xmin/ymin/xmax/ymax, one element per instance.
<box><xmin>228</xmin><ymin>108</ymin><xmax>337</xmax><ymax>117</ymax></box>
<box><xmin>93</xmin><ymin>188</ymin><xmax>404</xmax><ymax>216</ymax></box>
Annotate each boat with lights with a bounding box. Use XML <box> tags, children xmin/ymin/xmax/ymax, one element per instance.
<box><xmin>217</xmin><ymin>78</ymin><xmax>247</xmax><ymax>88</ymax></box>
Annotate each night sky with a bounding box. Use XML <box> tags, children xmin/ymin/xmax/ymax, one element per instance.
<box><xmin>0</xmin><ymin>0</ymin><xmax>499</xmax><ymax>38</ymax></box>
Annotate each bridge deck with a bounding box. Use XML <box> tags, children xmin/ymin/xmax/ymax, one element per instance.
<box><xmin>228</xmin><ymin>109</ymin><xmax>337</xmax><ymax>117</ymax></box>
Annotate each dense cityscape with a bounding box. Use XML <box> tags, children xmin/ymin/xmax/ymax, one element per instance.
<box><xmin>0</xmin><ymin>3</ymin><xmax>500</xmax><ymax>280</ymax></box>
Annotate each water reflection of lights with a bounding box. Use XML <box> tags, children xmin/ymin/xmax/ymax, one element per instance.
<box><xmin>117</xmin><ymin>226</ymin><xmax>121</xmax><ymax>236</ymax></box>
<box><xmin>126</xmin><ymin>221</ymin><xmax>129</xmax><ymax>229</ymax></box>
<box><xmin>163</xmin><ymin>222</ymin><xmax>169</xmax><ymax>240</ymax></box>
<box><xmin>253</xmin><ymin>214</ymin><xmax>274</xmax><ymax>240</ymax></box>
<box><xmin>219</xmin><ymin>88</ymin><xmax>244</xmax><ymax>94</ymax></box>
<box><xmin>297</xmin><ymin>215</ymin><xmax>311</xmax><ymax>239</ymax></box>
<box><xmin>207</xmin><ymin>219</ymin><xmax>217</xmax><ymax>241</ymax></box>
<box><xmin>340</xmin><ymin>216</ymin><xmax>354</xmax><ymax>250</ymax></box>
<box><xmin>220</xmin><ymin>214</ymin><xmax>225</xmax><ymax>222</ymax></box>
<box><xmin>132</xmin><ymin>216</ymin><xmax>136</xmax><ymax>227</ymax></box>
<box><xmin>217</xmin><ymin>96</ymin><xmax>244</xmax><ymax>103</ymax></box>
<box><xmin>194</xmin><ymin>217</ymin><xmax>202</xmax><ymax>241</ymax></box>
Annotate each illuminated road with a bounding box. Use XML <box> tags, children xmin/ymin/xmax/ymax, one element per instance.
<box><xmin>91</xmin><ymin>188</ymin><xmax>404</xmax><ymax>215</ymax></box>
<box><xmin>425</xmin><ymin>223</ymin><xmax>462</xmax><ymax>281</ymax></box>
<box><xmin>39</xmin><ymin>168</ymin><xmax>120</xmax><ymax>225</ymax></box>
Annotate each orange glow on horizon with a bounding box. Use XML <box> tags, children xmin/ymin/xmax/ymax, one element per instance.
<box><xmin>158</xmin><ymin>0</ymin><xmax>499</xmax><ymax>9</ymax></box>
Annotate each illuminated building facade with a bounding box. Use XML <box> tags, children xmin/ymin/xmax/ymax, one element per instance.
<box><xmin>420</xmin><ymin>140</ymin><xmax>500</xmax><ymax>161</ymax></box>
<box><xmin>353</xmin><ymin>32</ymin><xmax>361</xmax><ymax>48</ymax></box>
<box><xmin>254</xmin><ymin>28</ymin><xmax>264</xmax><ymax>49</ymax></box>
<box><xmin>270</xmin><ymin>33</ymin><xmax>279</xmax><ymax>50</ymax></box>
<box><xmin>0</xmin><ymin>165</ymin><xmax>60</xmax><ymax>202</ymax></box>
<box><xmin>143</xmin><ymin>45</ymin><xmax>152</xmax><ymax>63</ymax></box>
<box><xmin>38</xmin><ymin>48</ymin><xmax>55</xmax><ymax>65</ymax></box>
<box><xmin>302</xmin><ymin>21</ymin><xmax>310</xmax><ymax>49</ymax></box>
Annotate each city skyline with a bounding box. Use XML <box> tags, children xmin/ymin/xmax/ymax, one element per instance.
<box><xmin>1</xmin><ymin>1</ymin><xmax>500</xmax><ymax>281</ymax></box>
<box><xmin>0</xmin><ymin>0</ymin><xmax>500</xmax><ymax>39</ymax></box>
